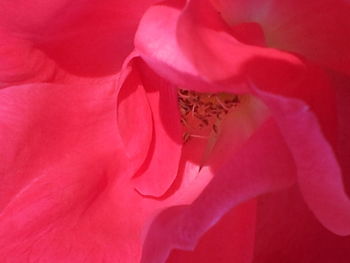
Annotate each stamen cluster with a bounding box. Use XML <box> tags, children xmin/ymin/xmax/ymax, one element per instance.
<box><xmin>177</xmin><ymin>89</ymin><xmax>239</xmax><ymax>143</ymax></box>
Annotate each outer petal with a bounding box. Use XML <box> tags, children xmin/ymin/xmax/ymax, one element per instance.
<box><xmin>332</xmin><ymin>72</ymin><xmax>350</xmax><ymax>194</ymax></box>
<box><xmin>0</xmin><ymin>0</ymin><xmax>158</xmax><ymax>79</ymax></box>
<box><xmin>135</xmin><ymin>0</ymin><xmax>303</xmax><ymax>92</ymax></box>
<box><xmin>167</xmin><ymin>199</ymin><xmax>257</xmax><ymax>263</ymax></box>
<box><xmin>0</xmin><ymin>80</ymin><xmax>154</xmax><ymax>262</ymax></box>
<box><xmin>212</xmin><ymin>0</ymin><xmax>350</xmax><ymax>75</ymax></box>
<box><xmin>253</xmin><ymin>186</ymin><xmax>350</xmax><ymax>263</ymax></box>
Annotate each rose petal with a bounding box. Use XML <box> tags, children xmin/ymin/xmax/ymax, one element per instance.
<box><xmin>254</xmin><ymin>186</ymin><xmax>350</xmax><ymax>263</ymax></box>
<box><xmin>135</xmin><ymin>0</ymin><xmax>350</xmax><ymax>236</ymax></box>
<box><xmin>0</xmin><ymin>33</ymin><xmax>58</xmax><ymax>87</ymax></box>
<box><xmin>331</xmin><ymin>72</ymin><xmax>350</xmax><ymax>194</ymax></box>
<box><xmin>135</xmin><ymin>0</ymin><xmax>303</xmax><ymax>92</ymax></box>
<box><xmin>128</xmin><ymin>60</ymin><xmax>183</xmax><ymax>197</ymax></box>
<box><xmin>0</xmin><ymin>80</ymin><xmax>155</xmax><ymax>262</ymax></box>
<box><xmin>167</xmin><ymin>199</ymin><xmax>257</xmax><ymax>263</ymax></box>
<box><xmin>255</xmin><ymin>87</ymin><xmax>350</xmax><ymax>236</ymax></box>
<box><xmin>212</xmin><ymin>0</ymin><xmax>350</xmax><ymax>75</ymax></box>
<box><xmin>141</xmin><ymin>117</ymin><xmax>296</xmax><ymax>263</ymax></box>
<box><xmin>0</xmin><ymin>0</ymin><xmax>157</xmax><ymax>77</ymax></box>
<box><xmin>117</xmin><ymin>56</ymin><xmax>153</xmax><ymax>169</ymax></box>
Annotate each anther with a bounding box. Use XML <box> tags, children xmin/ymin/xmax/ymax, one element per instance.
<box><xmin>177</xmin><ymin>88</ymin><xmax>239</xmax><ymax>143</ymax></box>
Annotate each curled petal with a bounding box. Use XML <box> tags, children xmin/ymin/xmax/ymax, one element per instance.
<box><xmin>142</xmin><ymin>116</ymin><xmax>296</xmax><ymax>263</ymax></box>
<box><xmin>135</xmin><ymin>0</ymin><xmax>350</xmax><ymax>237</ymax></box>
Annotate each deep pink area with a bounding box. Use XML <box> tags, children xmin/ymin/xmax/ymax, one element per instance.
<box><xmin>212</xmin><ymin>0</ymin><xmax>350</xmax><ymax>76</ymax></box>
<box><xmin>141</xmin><ymin>118</ymin><xmax>296</xmax><ymax>263</ymax></box>
<box><xmin>167</xmin><ymin>200</ymin><xmax>257</xmax><ymax>263</ymax></box>
<box><xmin>0</xmin><ymin>81</ymin><xmax>147</xmax><ymax>261</ymax></box>
<box><xmin>0</xmin><ymin>0</ymin><xmax>158</xmax><ymax>81</ymax></box>
<box><xmin>253</xmin><ymin>186</ymin><xmax>350</xmax><ymax>263</ymax></box>
<box><xmin>1</xmin><ymin>0</ymin><xmax>350</xmax><ymax>262</ymax></box>
<box><xmin>135</xmin><ymin>0</ymin><xmax>350</xmax><ymax>260</ymax></box>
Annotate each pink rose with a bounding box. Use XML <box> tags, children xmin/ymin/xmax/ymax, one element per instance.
<box><xmin>1</xmin><ymin>1</ymin><xmax>350</xmax><ymax>263</ymax></box>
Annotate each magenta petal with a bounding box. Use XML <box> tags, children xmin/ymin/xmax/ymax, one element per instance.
<box><xmin>129</xmin><ymin>61</ymin><xmax>183</xmax><ymax>197</ymax></box>
<box><xmin>0</xmin><ymin>81</ymin><xmax>155</xmax><ymax>262</ymax></box>
<box><xmin>212</xmin><ymin>0</ymin><xmax>350</xmax><ymax>76</ymax></box>
<box><xmin>167</xmin><ymin>200</ymin><xmax>257</xmax><ymax>263</ymax></box>
<box><xmin>254</xmin><ymin>186</ymin><xmax>350</xmax><ymax>263</ymax></box>
<box><xmin>0</xmin><ymin>0</ymin><xmax>157</xmax><ymax>76</ymax></box>
<box><xmin>0</xmin><ymin>34</ymin><xmax>58</xmax><ymax>87</ymax></box>
<box><xmin>255</xmin><ymin>87</ymin><xmax>350</xmax><ymax>236</ymax></box>
<box><xmin>136</xmin><ymin>0</ymin><xmax>350</xmax><ymax>237</ymax></box>
<box><xmin>117</xmin><ymin>58</ymin><xmax>153</xmax><ymax>169</ymax></box>
<box><xmin>332</xmin><ymin>72</ymin><xmax>350</xmax><ymax>192</ymax></box>
<box><xmin>141</xmin><ymin>117</ymin><xmax>296</xmax><ymax>263</ymax></box>
<box><xmin>135</xmin><ymin>0</ymin><xmax>303</xmax><ymax>93</ymax></box>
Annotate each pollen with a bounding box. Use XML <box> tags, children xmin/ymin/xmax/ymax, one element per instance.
<box><xmin>177</xmin><ymin>89</ymin><xmax>239</xmax><ymax>143</ymax></box>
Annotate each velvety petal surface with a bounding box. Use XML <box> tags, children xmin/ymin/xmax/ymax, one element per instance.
<box><xmin>117</xmin><ymin>56</ymin><xmax>153</xmax><ymax>170</ymax></box>
<box><xmin>135</xmin><ymin>0</ymin><xmax>350</xmax><ymax>237</ymax></box>
<box><xmin>117</xmin><ymin>58</ymin><xmax>183</xmax><ymax>197</ymax></box>
<box><xmin>141</xmin><ymin>113</ymin><xmax>296</xmax><ymax>262</ymax></box>
<box><xmin>253</xmin><ymin>186</ymin><xmax>350</xmax><ymax>263</ymax></box>
<box><xmin>167</xmin><ymin>199</ymin><xmax>257</xmax><ymax>263</ymax></box>
<box><xmin>0</xmin><ymin>0</ymin><xmax>158</xmax><ymax>78</ymax></box>
<box><xmin>0</xmin><ymin>79</ymin><xmax>158</xmax><ymax>262</ymax></box>
<box><xmin>212</xmin><ymin>0</ymin><xmax>350</xmax><ymax>75</ymax></box>
<box><xmin>331</xmin><ymin>72</ymin><xmax>350</xmax><ymax>194</ymax></box>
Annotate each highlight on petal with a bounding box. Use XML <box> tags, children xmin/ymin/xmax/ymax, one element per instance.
<box><xmin>117</xmin><ymin>56</ymin><xmax>153</xmax><ymax>169</ymax></box>
<box><xmin>254</xmin><ymin>87</ymin><xmax>350</xmax><ymax>236</ymax></box>
<box><xmin>135</xmin><ymin>0</ymin><xmax>350</xmax><ymax>239</ymax></box>
<box><xmin>117</xmin><ymin>58</ymin><xmax>183</xmax><ymax>198</ymax></box>
<box><xmin>135</xmin><ymin>0</ymin><xmax>304</xmax><ymax>92</ymax></box>
<box><xmin>141</xmin><ymin>100</ymin><xmax>296</xmax><ymax>263</ymax></box>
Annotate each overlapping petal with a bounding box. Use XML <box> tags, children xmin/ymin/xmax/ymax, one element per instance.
<box><xmin>0</xmin><ymin>0</ymin><xmax>158</xmax><ymax>82</ymax></box>
<box><xmin>0</xmin><ymin>79</ymin><xmax>161</xmax><ymax>262</ymax></box>
<box><xmin>167</xmin><ymin>200</ymin><xmax>257</xmax><ymax>263</ymax></box>
<box><xmin>135</xmin><ymin>0</ymin><xmax>350</xmax><ymax>252</ymax></box>
<box><xmin>118</xmin><ymin>57</ymin><xmax>183</xmax><ymax>197</ymax></box>
<box><xmin>212</xmin><ymin>0</ymin><xmax>350</xmax><ymax>75</ymax></box>
<box><xmin>141</xmin><ymin>116</ymin><xmax>296</xmax><ymax>263</ymax></box>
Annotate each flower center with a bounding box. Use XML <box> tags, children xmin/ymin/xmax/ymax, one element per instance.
<box><xmin>177</xmin><ymin>89</ymin><xmax>239</xmax><ymax>143</ymax></box>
